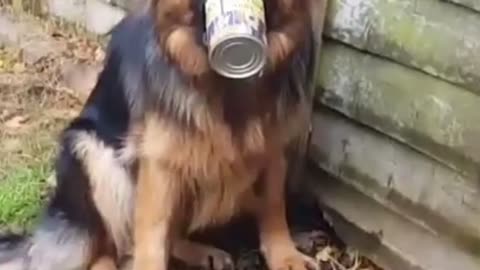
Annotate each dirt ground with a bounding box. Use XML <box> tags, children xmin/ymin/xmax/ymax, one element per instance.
<box><xmin>0</xmin><ymin>6</ymin><xmax>382</xmax><ymax>270</ymax></box>
<box><xmin>0</xmin><ymin>6</ymin><xmax>104</xmax><ymax>230</ymax></box>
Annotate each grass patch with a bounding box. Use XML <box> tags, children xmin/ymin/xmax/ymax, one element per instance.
<box><xmin>0</xmin><ymin>44</ymin><xmax>84</xmax><ymax>230</ymax></box>
<box><xmin>0</xmin><ymin>127</ymin><xmax>59</xmax><ymax>231</ymax></box>
<box><xmin>0</xmin><ymin>161</ymin><xmax>52</xmax><ymax>230</ymax></box>
<box><xmin>0</xmin><ymin>5</ymin><xmax>98</xmax><ymax>229</ymax></box>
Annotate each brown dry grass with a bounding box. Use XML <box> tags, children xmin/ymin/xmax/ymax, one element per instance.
<box><xmin>0</xmin><ymin>6</ymin><xmax>101</xmax><ymax>229</ymax></box>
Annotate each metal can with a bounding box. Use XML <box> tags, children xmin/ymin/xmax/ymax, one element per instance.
<box><xmin>204</xmin><ymin>0</ymin><xmax>267</xmax><ymax>79</ymax></box>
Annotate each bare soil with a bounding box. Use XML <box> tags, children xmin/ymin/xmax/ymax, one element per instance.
<box><xmin>0</xmin><ymin>6</ymin><xmax>102</xmax><ymax>229</ymax></box>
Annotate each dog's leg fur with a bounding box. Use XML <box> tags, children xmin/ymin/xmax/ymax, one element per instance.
<box><xmin>172</xmin><ymin>239</ymin><xmax>234</xmax><ymax>270</ymax></box>
<box><xmin>257</xmin><ymin>150</ymin><xmax>318</xmax><ymax>270</ymax></box>
<box><xmin>132</xmin><ymin>158</ymin><xmax>177</xmax><ymax>270</ymax></box>
<box><xmin>90</xmin><ymin>256</ymin><xmax>117</xmax><ymax>270</ymax></box>
<box><xmin>70</xmin><ymin>131</ymin><xmax>134</xmax><ymax>258</ymax></box>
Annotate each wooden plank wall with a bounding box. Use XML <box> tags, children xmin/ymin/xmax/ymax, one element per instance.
<box><xmin>309</xmin><ymin>0</ymin><xmax>480</xmax><ymax>268</ymax></box>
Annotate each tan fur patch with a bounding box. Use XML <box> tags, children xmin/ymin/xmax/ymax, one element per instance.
<box><xmin>90</xmin><ymin>256</ymin><xmax>117</xmax><ymax>270</ymax></box>
<box><xmin>165</xmin><ymin>27</ymin><xmax>209</xmax><ymax>76</ymax></box>
<box><xmin>71</xmin><ymin>131</ymin><xmax>134</xmax><ymax>256</ymax></box>
<box><xmin>133</xmin><ymin>156</ymin><xmax>177</xmax><ymax>270</ymax></box>
<box><xmin>136</xmin><ymin>112</ymin><xmax>268</xmax><ymax>232</ymax></box>
<box><xmin>267</xmin><ymin>32</ymin><xmax>295</xmax><ymax>68</ymax></box>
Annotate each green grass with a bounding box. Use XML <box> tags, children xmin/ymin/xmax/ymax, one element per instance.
<box><xmin>0</xmin><ymin>162</ymin><xmax>52</xmax><ymax>230</ymax></box>
<box><xmin>0</xmin><ymin>129</ymin><xmax>58</xmax><ymax>231</ymax></box>
<box><xmin>0</xmin><ymin>7</ymin><xmax>101</xmax><ymax>231</ymax></box>
<box><xmin>0</xmin><ymin>4</ymin><xmax>96</xmax><ymax>232</ymax></box>
<box><xmin>0</xmin><ymin>43</ymin><xmax>78</xmax><ymax>231</ymax></box>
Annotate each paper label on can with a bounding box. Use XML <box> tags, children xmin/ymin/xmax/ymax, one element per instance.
<box><xmin>205</xmin><ymin>0</ymin><xmax>267</xmax><ymax>47</ymax></box>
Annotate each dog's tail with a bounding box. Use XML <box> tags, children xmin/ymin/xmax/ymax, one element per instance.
<box><xmin>0</xmin><ymin>232</ymin><xmax>29</xmax><ymax>270</ymax></box>
<box><xmin>0</xmin><ymin>214</ymin><xmax>93</xmax><ymax>270</ymax></box>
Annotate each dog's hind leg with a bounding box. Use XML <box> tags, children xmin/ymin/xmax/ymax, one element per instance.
<box><xmin>70</xmin><ymin>130</ymin><xmax>135</xmax><ymax>258</ymax></box>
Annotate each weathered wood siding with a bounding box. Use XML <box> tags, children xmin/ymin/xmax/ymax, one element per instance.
<box><xmin>445</xmin><ymin>0</ymin><xmax>480</xmax><ymax>13</ymax></box>
<box><xmin>324</xmin><ymin>0</ymin><xmax>480</xmax><ymax>95</ymax></box>
<box><xmin>310</xmin><ymin>0</ymin><xmax>480</xmax><ymax>269</ymax></box>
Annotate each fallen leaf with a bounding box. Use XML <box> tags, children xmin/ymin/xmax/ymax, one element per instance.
<box><xmin>94</xmin><ymin>47</ymin><xmax>105</xmax><ymax>62</ymax></box>
<box><xmin>316</xmin><ymin>246</ymin><xmax>333</xmax><ymax>262</ymax></box>
<box><xmin>2</xmin><ymin>137</ymin><xmax>22</xmax><ymax>151</ymax></box>
<box><xmin>46</xmin><ymin>173</ymin><xmax>57</xmax><ymax>188</ymax></box>
<box><xmin>13</xmin><ymin>62</ymin><xmax>26</xmax><ymax>73</ymax></box>
<box><xmin>4</xmin><ymin>115</ymin><xmax>29</xmax><ymax>129</ymax></box>
<box><xmin>0</xmin><ymin>109</ymin><xmax>8</xmax><ymax>120</ymax></box>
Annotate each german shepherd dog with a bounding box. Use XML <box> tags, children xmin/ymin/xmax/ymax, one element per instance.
<box><xmin>0</xmin><ymin>0</ymin><xmax>317</xmax><ymax>269</ymax></box>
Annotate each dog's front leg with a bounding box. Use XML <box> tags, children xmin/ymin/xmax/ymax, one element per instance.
<box><xmin>132</xmin><ymin>158</ymin><xmax>177</xmax><ymax>270</ymax></box>
<box><xmin>257</xmin><ymin>151</ymin><xmax>318</xmax><ymax>270</ymax></box>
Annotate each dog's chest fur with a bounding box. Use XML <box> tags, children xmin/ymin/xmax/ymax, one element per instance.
<box><xmin>136</xmin><ymin>110</ymin><xmax>270</xmax><ymax>232</ymax></box>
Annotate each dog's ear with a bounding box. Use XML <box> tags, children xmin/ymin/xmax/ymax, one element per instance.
<box><xmin>264</xmin><ymin>0</ymin><xmax>311</xmax><ymax>71</ymax></box>
<box><xmin>151</xmin><ymin>0</ymin><xmax>210</xmax><ymax>77</ymax></box>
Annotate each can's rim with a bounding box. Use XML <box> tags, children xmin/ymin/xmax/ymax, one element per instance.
<box><xmin>209</xmin><ymin>34</ymin><xmax>267</xmax><ymax>79</ymax></box>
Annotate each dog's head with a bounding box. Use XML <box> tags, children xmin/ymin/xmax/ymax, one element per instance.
<box><xmin>149</xmin><ymin>0</ymin><xmax>312</xmax><ymax>79</ymax></box>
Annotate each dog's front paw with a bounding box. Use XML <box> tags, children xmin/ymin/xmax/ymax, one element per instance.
<box><xmin>264</xmin><ymin>249</ymin><xmax>318</xmax><ymax>270</ymax></box>
<box><xmin>197</xmin><ymin>246</ymin><xmax>234</xmax><ymax>270</ymax></box>
<box><xmin>173</xmin><ymin>240</ymin><xmax>234</xmax><ymax>270</ymax></box>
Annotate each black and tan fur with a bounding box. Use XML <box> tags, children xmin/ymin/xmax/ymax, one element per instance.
<box><xmin>0</xmin><ymin>0</ymin><xmax>317</xmax><ymax>269</ymax></box>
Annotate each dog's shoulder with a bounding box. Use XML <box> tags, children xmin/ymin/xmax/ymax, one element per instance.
<box><xmin>69</xmin><ymin>12</ymin><xmax>186</xmax><ymax>146</ymax></box>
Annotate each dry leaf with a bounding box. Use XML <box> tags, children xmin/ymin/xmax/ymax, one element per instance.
<box><xmin>316</xmin><ymin>246</ymin><xmax>333</xmax><ymax>262</ymax></box>
<box><xmin>0</xmin><ymin>109</ymin><xmax>8</xmax><ymax>120</ymax></box>
<box><xmin>73</xmin><ymin>47</ymin><xmax>90</xmax><ymax>60</ymax></box>
<box><xmin>46</xmin><ymin>173</ymin><xmax>57</xmax><ymax>188</ymax></box>
<box><xmin>5</xmin><ymin>115</ymin><xmax>29</xmax><ymax>129</ymax></box>
<box><xmin>94</xmin><ymin>47</ymin><xmax>105</xmax><ymax>62</ymax></box>
<box><xmin>2</xmin><ymin>137</ymin><xmax>22</xmax><ymax>152</ymax></box>
<box><xmin>13</xmin><ymin>62</ymin><xmax>26</xmax><ymax>73</ymax></box>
